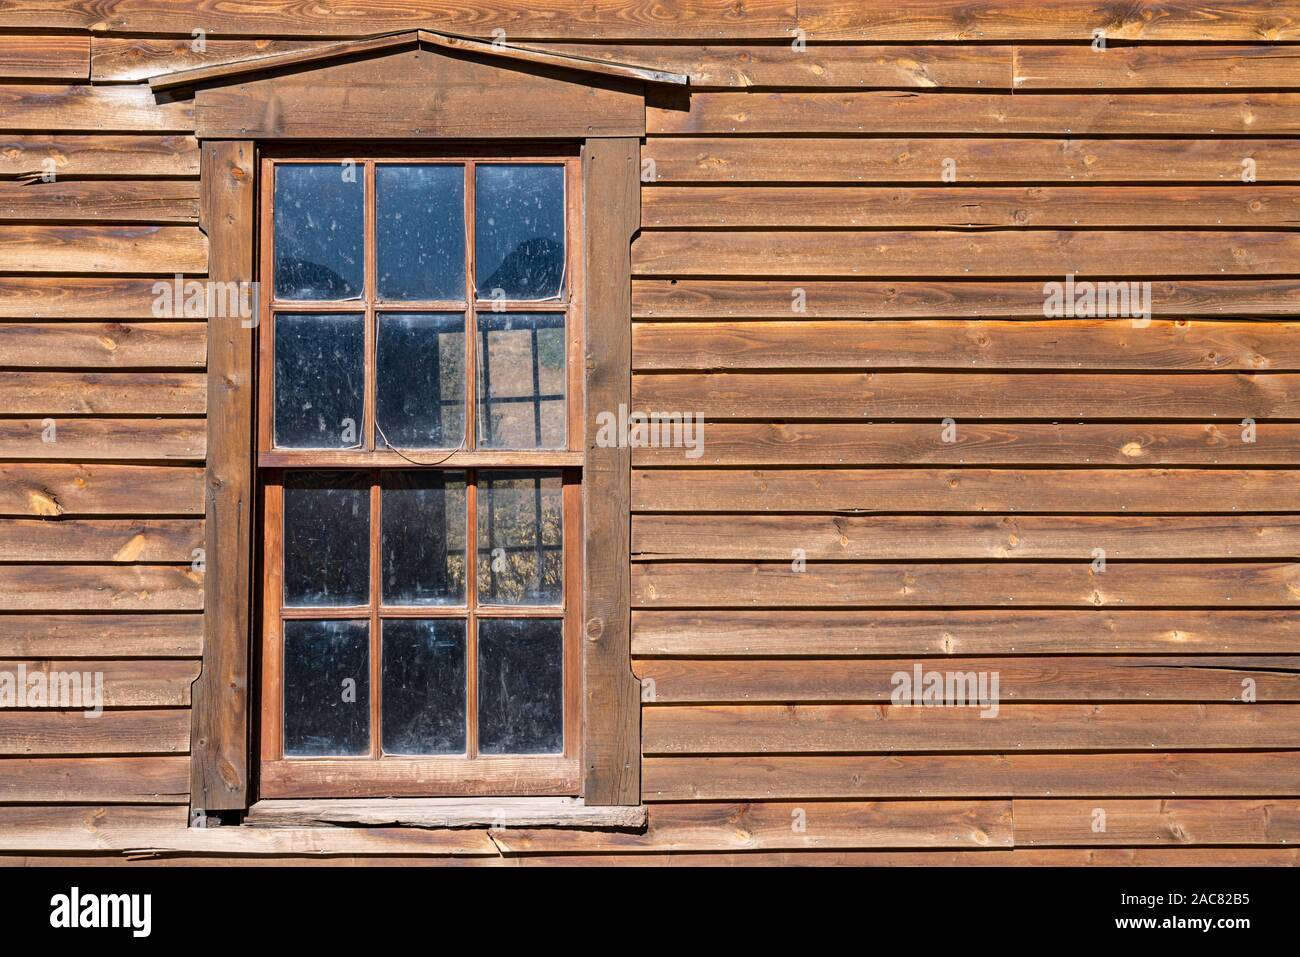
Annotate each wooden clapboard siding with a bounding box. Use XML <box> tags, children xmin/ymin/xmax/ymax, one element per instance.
<box><xmin>1013</xmin><ymin>799</ymin><xmax>1300</xmax><ymax>845</ymax></box>
<box><xmin>0</xmin><ymin>464</ymin><xmax>204</xmax><ymax>516</ymax></box>
<box><xmin>0</xmin><ymin>418</ymin><xmax>205</xmax><ymax>461</ymax></box>
<box><xmin>0</xmin><ymin>135</ymin><xmax>198</xmax><ymax>177</ymax></box>
<box><xmin>632</xmin><ymin>514</ymin><xmax>1300</xmax><ymax>561</ymax></box>
<box><xmin>0</xmin><ymin>564</ymin><xmax>203</xmax><ymax>611</ymax></box>
<box><xmin>632</xmin><ymin>468</ymin><xmax>1300</xmax><ymax>513</ymax></box>
<box><xmin>0</xmin><ymin>660</ymin><xmax>198</xmax><ymax>706</ymax></box>
<box><xmin>0</xmin><ymin>710</ymin><xmax>190</xmax><ymax>755</ymax></box>
<box><xmin>0</xmin><ymin>322</ymin><xmax>208</xmax><ymax>368</ymax></box>
<box><xmin>0</xmin><ymin>180</ymin><xmax>200</xmax><ymax>222</ymax></box>
<box><xmin>0</xmin><ymin>757</ymin><xmax>189</xmax><ymax>804</ymax></box>
<box><xmin>631</xmin><ymin>609</ymin><xmax>1300</xmax><ymax>656</ymax></box>
<box><xmin>0</xmin><ymin>372</ymin><xmax>205</xmax><ymax>414</ymax></box>
<box><xmin>0</xmin><ymin>34</ymin><xmax>89</xmax><ymax>80</ymax></box>
<box><xmin>0</xmin><ymin>85</ymin><xmax>193</xmax><ymax>133</ymax></box>
<box><xmin>0</xmin><ymin>277</ymin><xmax>198</xmax><ymax>318</ymax></box>
<box><xmin>91</xmin><ymin>37</ymin><xmax>322</xmax><ymax>82</ymax></box>
<box><xmin>1014</xmin><ymin>45</ymin><xmax>1300</xmax><ymax>89</ymax></box>
<box><xmin>635</xmin><ymin>657</ymin><xmax>1300</xmax><ymax>702</ymax></box>
<box><xmin>632</xmin><ymin>320</ymin><xmax>1300</xmax><ymax>372</ymax></box>
<box><xmin>0</xmin><ymin>518</ymin><xmax>203</xmax><ymax>562</ymax></box>
<box><xmin>641</xmin><ymin>185</ymin><xmax>1300</xmax><ymax>228</ymax></box>
<box><xmin>0</xmin><ymin>614</ymin><xmax>203</xmax><ymax>658</ymax></box>
<box><xmin>632</xmin><ymin>561</ymin><xmax>1300</xmax><ymax>608</ymax></box>
<box><xmin>0</xmin><ymin>225</ymin><xmax>206</xmax><ymax>273</ymax></box>
<box><xmin>633</xmin><ymin>230</ymin><xmax>1300</xmax><ymax>277</ymax></box>
<box><xmin>644</xmin><ymin>138</ymin><xmax>1300</xmax><ymax>184</ymax></box>
<box><xmin>633</xmin><ymin>371</ymin><xmax>1300</xmax><ymax>418</ymax></box>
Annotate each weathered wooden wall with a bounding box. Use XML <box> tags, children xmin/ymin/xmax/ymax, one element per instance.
<box><xmin>2</xmin><ymin>1</ymin><xmax>1299</xmax><ymax>864</ymax></box>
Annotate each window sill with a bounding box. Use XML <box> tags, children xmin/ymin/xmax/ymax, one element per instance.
<box><xmin>245</xmin><ymin>797</ymin><xmax>645</xmax><ymax>830</ymax></box>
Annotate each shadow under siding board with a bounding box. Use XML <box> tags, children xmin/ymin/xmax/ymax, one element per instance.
<box><xmin>648</xmin><ymin>92</ymin><xmax>1300</xmax><ymax>136</ymax></box>
<box><xmin>631</xmin><ymin>468</ymin><xmax>1300</xmax><ymax>513</ymax></box>
<box><xmin>0</xmin><ymin>517</ymin><xmax>204</xmax><ymax>562</ymax></box>
<box><xmin>631</xmin><ymin>320</ymin><xmax>1300</xmax><ymax>372</ymax></box>
<box><xmin>632</xmin><ymin>230</ymin><xmax>1300</xmax><ymax>278</ymax></box>
<box><xmin>0</xmin><ymin>372</ymin><xmax>206</xmax><ymax>415</ymax></box>
<box><xmin>0</xmin><ymin>34</ymin><xmax>88</xmax><ymax>80</ymax></box>
<box><xmin>0</xmin><ymin>225</ymin><xmax>207</xmax><ymax>273</ymax></box>
<box><xmin>630</xmin><ymin>608</ymin><xmax>1300</xmax><ymax>656</ymax></box>
<box><xmin>0</xmin><ymin>322</ymin><xmax>208</xmax><ymax>369</ymax></box>
<box><xmin>0</xmin><ymin>710</ymin><xmax>190</xmax><ymax>756</ymax></box>
<box><xmin>0</xmin><ymin>463</ymin><xmax>204</xmax><ymax>517</ymax></box>
<box><xmin>0</xmin><ymin>662</ymin><xmax>198</xmax><ymax>708</ymax></box>
<box><xmin>0</xmin><ymin>756</ymin><xmax>189</xmax><ymax>804</ymax></box>
<box><xmin>0</xmin><ymin>418</ymin><xmax>205</xmax><ymax>461</ymax></box>
<box><xmin>629</xmin><ymin>422</ymin><xmax>1300</xmax><ymax>467</ymax></box>
<box><xmin>0</xmin><ymin>180</ymin><xmax>200</xmax><ymax>223</ymax></box>
<box><xmin>0</xmin><ymin>85</ymin><xmax>193</xmax><ymax>133</ymax></box>
<box><xmin>640</xmin><ymin>185</ymin><xmax>1300</xmax><ymax>229</ymax></box>
<box><xmin>632</xmin><ymin>279</ymin><xmax>1300</xmax><ymax>319</ymax></box>
<box><xmin>0</xmin><ymin>613</ymin><xmax>203</xmax><ymax>658</ymax></box>
<box><xmin>0</xmin><ymin>564</ymin><xmax>203</xmax><ymax>612</ymax></box>
<box><xmin>631</xmin><ymin>560</ymin><xmax>1300</xmax><ymax>608</ymax></box>
<box><xmin>0</xmin><ymin>135</ymin><xmax>199</xmax><ymax>178</ymax></box>
<box><xmin>642</xmin><ymin>137</ymin><xmax>1300</xmax><ymax>184</ymax></box>
<box><xmin>633</xmin><ymin>656</ymin><xmax>1300</xmax><ymax>703</ymax></box>
<box><xmin>3</xmin><ymin>1</ymin><xmax>1293</xmax><ymax>40</ymax></box>
<box><xmin>631</xmin><ymin>371</ymin><xmax>1300</xmax><ymax>419</ymax></box>
<box><xmin>630</xmin><ymin>513</ymin><xmax>1300</xmax><ymax>561</ymax></box>
<box><xmin>642</xmin><ymin>751</ymin><xmax>1300</xmax><ymax>801</ymax></box>
<box><xmin>0</xmin><ymin>278</ymin><xmax>194</xmax><ymax>319</ymax></box>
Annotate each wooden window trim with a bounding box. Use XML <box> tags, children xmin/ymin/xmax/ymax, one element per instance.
<box><xmin>194</xmin><ymin>129</ymin><xmax>641</xmax><ymax>810</ymax></box>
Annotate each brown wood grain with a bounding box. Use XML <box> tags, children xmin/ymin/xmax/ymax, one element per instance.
<box><xmin>632</xmin><ymin>467</ymin><xmax>1300</xmax><ymax>513</ymax></box>
<box><xmin>0</xmin><ymin>710</ymin><xmax>189</xmax><ymax>758</ymax></box>
<box><xmin>0</xmin><ymin>564</ymin><xmax>203</xmax><ymax>612</ymax></box>
<box><xmin>0</xmin><ymin>756</ymin><xmax>189</xmax><ymax>804</ymax></box>
<box><xmin>1013</xmin><ymin>799</ymin><xmax>1300</xmax><ymax>845</ymax></box>
<box><xmin>644</xmin><ymin>137</ymin><xmax>1300</xmax><ymax>183</ymax></box>
<box><xmin>643</xmin><ymin>751</ymin><xmax>1300</xmax><ymax>800</ymax></box>
<box><xmin>0</xmin><ymin>372</ymin><xmax>206</xmax><ymax>415</ymax></box>
<box><xmin>0</xmin><ymin>418</ymin><xmax>205</xmax><ymax>461</ymax></box>
<box><xmin>0</xmin><ymin>805</ymin><xmax>188</xmax><ymax>831</ymax></box>
<box><xmin>635</xmin><ymin>656</ymin><xmax>1300</xmax><ymax>703</ymax></box>
<box><xmin>1015</xmin><ymin>45</ymin><xmax>1300</xmax><ymax>89</ymax></box>
<box><xmin>631</xmin><ymin>609</ymin><xmax>1300</xmax><ymax>656</ymax></box>
<box><xmin>0</xmin><ymin>613</ymin><xmax>203</xmax><ymax>658</ymax></box>
<box><xmin>0</xmin><ymin>135</ymin><xmax>198</xmax><ymax>177</ymax></box>
<box><xmin>632</xmin><ymin>513</ymin><xmax>1300</xmax><ymax>561</ymax></box>
<box><xmin>0</xmin><ymin>85</ymin><xmax>193</xmax><ymax>133</ymax></box>
<box><xmin>0</xmin><ymin>463</ymin><xmax>204</xmax><ymax>516</ymax></box>
<box><xmin>0</xmin><ymin>277</ymin><xmax>194</xmax><ymax>319</ymax></box>
<box><xmin>632</xmin><ymin>319</ymin><xmax>1300</xmax><ymax>372</ymax></box>
<box><xmin>0</xmin><ymin>34</ymin><xmax>88</xmax><ymax>80</ymax></box>
<box><xmin>92</xmin><ymin>36</ymin><xmax>321</xmax><ymax>82</ymax></box>
<box><xmin>0</xmin><ymin>225</ymin><xmax>206</xmax><ymax>273</ymax></box>
<box><xmin>0</xmin><ymin>322</ymin><xmax>207</xmax><ymax>368</ymax></box>
<box><xmin>0</xmin><ymin>660</ymin><xmax>198</xmax><ymax>707</ymax></box>
<box><xmin>0</xmin><ymin>518</ymin><xmax>203</xmax><ymax>562</ymax></box>
<box><xmin>0</xmin><ymin>180</ymin><xmax>200</xmax><ymax>223</ymax></box>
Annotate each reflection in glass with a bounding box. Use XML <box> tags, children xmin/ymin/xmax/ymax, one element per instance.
<box><xmin>381</xmin><ymin>619</ymin><xmax>467</xmax><ymax>755</ymax></box>
<box><xmin>476</xmin><ymin>471</ymin><xmax>562</xmax><ymax>605</ymax></box>
<box><xmin>476</xmin><ymin>312</ymin><xmax>565</xmax><ymax>449</ymax></box>
<box><xmin>477</xmin><ymin>618</ymin><xmax>563</xmax><ymax>754</ymax></box>
<box><xmin>475</xmin><ymin>165</ymin><xmax>564</xmax><ymax>300</ymax></box>
<box><xmin>283</xmin><ymin>619</ymin><xmax>370</xmax><ymax>756</ymax></box>
<box><xmin>274</xmin><ymin>313</ymin><xmax>364</xmax><ymax>449</ymax></box>
<box><xmin>283</xmin><ymin>471</ymin><xmax>370</xmax><ymax>607</ymax></box>
<box><xmin>381</xmin><ymin>470</ymin><xmax>466</xmax><ymax>605</ymax></box>
<box><xmin>376</xmin><ymin>165</ymin><xmax>465</xmax><ymax>301</ymax></box>
<box><xmin>274</xmin><ymin>164</ymin><xmax>364</xmax><ymax>301</ymax></box>
<box><xmin>376</xmin><ymin>313</ymin><xmax>465</xmax><ymax>449</ymax></box>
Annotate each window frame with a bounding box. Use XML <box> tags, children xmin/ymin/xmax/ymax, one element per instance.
<box><xmin>254</xmin><ymin>146</ymin><xmax>587</xmax><ymax>799</ymax></box>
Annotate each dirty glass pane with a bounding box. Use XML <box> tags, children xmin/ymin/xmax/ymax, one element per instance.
<box><xmin>381</xmin><ymin>470</ymin><xmax>466</xmax><ymax>605</ymax></box>
<box><xmin>274</xmin><ymin>312</ymin><xmax>364</xmax><ymax>449</ymax></box>
<box><xmin>381</xmin><ymin>618</ymin><xmax>466</xmax><ymax>755</ymax></box>
<box><xmin>274</xmin><ymin>163</ymin><xmax>364</xmax><ymax>301</ymax></box>
<box><xmin>476</xmin><ymin>313</ymin><xmax>565</xmax><ymax>449</ymax></box>
<box><xmin>476</xmin><ymin>471</ymin><xmax>562</xmax><ymax>605</ymax></box>
<box><xmin>477</xmin><ymin>618</ymin><xmax>562</xmax><ymax>755</ymax></box>
<box><xmin>376</xmin><ymin>313</ymin><xmax>465</xmax><ymax>449</ymax></box>
<box><xmin>376</xmin><ymin>164</ymin><xmax>465</xmax><ymax>301</ymax></box>
<box><xmin>474</xmin><ymin>164</ymin><xmax>564</xmax><ymax>301</ymax></box>
<box><xmin>283</xmin><ymin>619</ymin><xmax>370</xmax><ymax>757</ymax></box>
<box><xmin>283</xmin><ymin>471</ymin><xmax>370</xmax><ymax>607</ymax></box>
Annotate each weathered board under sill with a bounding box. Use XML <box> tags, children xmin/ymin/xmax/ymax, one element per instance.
<box><xmin>245</xmin><ymin>798</ymin><xmax>647</xmax><ymax>830</ymax></box>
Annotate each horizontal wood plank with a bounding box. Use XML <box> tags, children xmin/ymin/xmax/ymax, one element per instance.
<box><xmin>0</xmin><ymin>518</ymin><xmax>203</xmax><ymax>562</ymax></box>
<box><xmin>0</xmin><ymin>564</ymin><xmax>203</xmax><ymax>612</ymax></box>
<box><xmin>0</xmin><ymin>463</ymin><xmax>204</xmax><ymax>516</ymax></box>
<box><xmin>0</xmin><ymin>85</ymin><xmax>192</xmax><ymax>133</ymax></box>
<box><xmin>0</xmin><ymin>372</ymin><xmax>205</xmax><ymax>414</ymax></box>
<box><xmin>0</xmin><ymin>135</ymin><xmax>198</xmax><ymax>178</ymax></box>
<box><xmin>1015</xmin><ymin>45</ymin><xmax>1300</xmax><ymax>90</ymax></box>
<box><xmin>1013</xmin><ymin>798</ymin><xmax>1300</xmax><ymax>845</ymax></box>
<box><xmin>0</xmin><ymin>322</ymin><xmax>207</xmax><ymax>368</ymax></box>
<box><xmin>0</xmin><ymin>278</ymin><xmax>193</xmax><ymax>319</ymax></box>
<box><xmin>0</xmin><ymin>756</ymin><xmax>188</xmax><ymax>803</ymax></box>
<box><xmin>0</xmin><ymin>179</ymin><xmax>199</xmax><ymax>223</ymax></box>
<box><xmin>0</xmin><ymin>805</ymin><xmax>188</xmax><ymax>830</ymax></box>
<box><xmin>0</xmin><ymin>708</ymin><xmax>190</xmax><ymax>755</ymax></box>
<box><xmin>0</xmin><ymin>225</ymin><xmax>206</xmax><ymax>273</ymax></box>
<box><xmin>0</xmin><ymin>659</ymin><xmax>198</xmax><ymax>707</ymax></box>
<box><xmin>0</xmin><ymin>613</ymin><xmax>203</xmax><ymax>658</ymax></box>
<box><xmin>632</xmin><ymin>609</ymin><xmax>1300</xmax><ymax>656</ymax></box>
<box><xmin>0</xmin><ymin>34</ymin><xmax>88</xmax><ymax>80</ymax></box>
<box><xmin>0</xmin><ymin>418</ymin><xmax>205</xmax><ymax>461</ymax></box>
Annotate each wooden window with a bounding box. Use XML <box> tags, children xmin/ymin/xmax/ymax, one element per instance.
<box><xmin>256</xmin><ymin>151</ymin><xmax>587</xmax><ymax>798</ymax></box>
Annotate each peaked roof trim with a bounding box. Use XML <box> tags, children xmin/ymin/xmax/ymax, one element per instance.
<box><xmin>149</xmin><ymin>29</ymin><xmax>689</xmax><ymax>93</ymax></box>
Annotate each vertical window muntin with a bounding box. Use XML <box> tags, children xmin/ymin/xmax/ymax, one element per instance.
<box><xmin>258</xmin><ymin>151</ymin><xmax>582</xmax><ymax>795</ymax></box>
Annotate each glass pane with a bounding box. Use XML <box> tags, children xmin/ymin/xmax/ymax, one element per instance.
<box><xmin>283</xmin><ymin>619</ymin><xmax>370</xmax><ymax>757</ymax></box>
<box><xmin>274</xmin><ymin>163</ymin><xmax>364</xmax><ymax>301</ymax></box>
<box><xmin>376</xmin><ymin>313</ymin><xmax>465</xmax><ymax>449</ymax></box>
<box><xmin>284</xmin><ymin>471</ymin><xmax>370</xmax><ymax>607</ymax></box>
<box><xmin>376</xmin><ymin>164</ymin><xmax>465</xmax><ymax>301</ymax></box>
<box><xmin>476</xmin><ymin>471</ymin><xmax>562</xmax><ymax>605</ymax></box>
<box><xmin>381</xmin><ymin>470</ymin><xmax>466</xmax><ymax>605</ymax></box>
<box><xmin>474</xmin><ymin>164</ymin><xmax>564</xmax><ymax>301</ymax></box>
<box><xmin>477</xmin><ymin>618</ymin><xmax>563</xmax><ymax>755</ymax></box>
<box><xmin>274</xmin><ymin>312</ymin><xmax>364</xmax><ymax>449</ymax></box>
<box><xmin>476</xmin><ymin>312</ymin><xmax>565</xmax><ymax>449</ymax></box>
<box><xmin>381</xmin><ymin>619</ymin><xmax>466</xmax><ymax>755</ymax></box>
